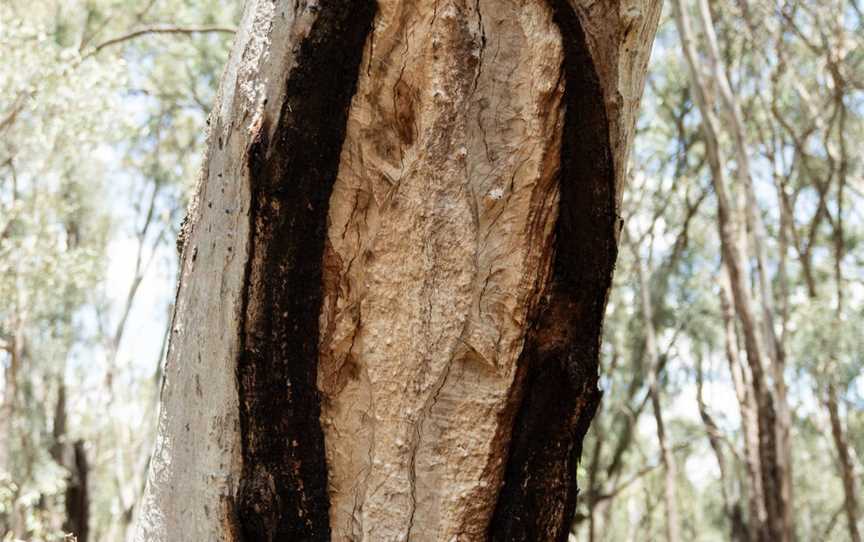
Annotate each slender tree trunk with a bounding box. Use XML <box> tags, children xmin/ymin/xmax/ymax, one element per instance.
<box><xmin>674</xmin><ymin>1</ymin><xmax>791</xmax><ymax>539</ymax></box>
<box><xmin>630</xmin><ymin>233</ymin><xmax>680</xmax><ymax>542</ymax></box>
<box><xmin>692</xmin><ymin>1</ymin><xmax>794</xmax><ymax>530</ymax></box>
<box><xmin>696</xmin><ymin>354</ymin><xmax>750</xmax><ymax>542</ymax></box>
<box><xmin>585</xmin><ymin>413</ymin><xmax>605</xmax><ymax>542</ymax></box>
<box><xmin>135</xmin><ymin>1</ymin><xmax>660</xmax><ymax>540</ymax></box>
<box><xmin>64</xmin><ymin>441</ymin><xmax>90</xmax><ymax>542</ymax></box>
<box><xmin>50</xmin><ymin>382</ymin><xmax>90</xmax><ymax>542</ymax></box>
<box><xmin>0</xmin><ymin>336</ymin><xmax>18</xmax><ymax>536</ymax></box>
<box><xmin>720</xmin><ymin>270</ymin><xmax>765</xmax><ymax>542</ymax></box>
<box><xmin>826</xmin><ymin>384</ymin><xmax>862</xmax><ymax>542</ymax></box>
<box><xmin>0</xmin><ymin>335</ymin><xmax>18</xmax><ymax>477</ymax></box>
<box><xmin>0</xmin><ymin>318</ymin><xmax>27</xmax><ymax>539</ymax></box>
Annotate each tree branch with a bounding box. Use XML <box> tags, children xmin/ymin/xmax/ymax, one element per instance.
<box><xmin>85</xmin><ymin>25</ymin><xmax>236</xmax><ymax>58</ymax></box>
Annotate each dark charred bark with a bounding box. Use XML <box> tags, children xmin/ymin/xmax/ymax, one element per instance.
<box><xmin>236</xmin><ymin>3</ymin><xmax>376</xmax><ymax>540</ymax></box>
<box><xmin>51</xmin><ymin>383</ymin><xmax>89</xmax><ymax>542</ymax></box>
<box><xmin>63</xmin><ymin>441</ymin><xmax>89</xmax><ymax>542</ymax></box>
<box><xmin>490</xmin><ymin>2</ymin><xmax>616</xmax><ymax>540</ymax></box>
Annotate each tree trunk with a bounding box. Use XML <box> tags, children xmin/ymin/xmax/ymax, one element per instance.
<box><xmin>135</xmin><ymin>1</ymin><xmax>660</xmax><ymax>540</ymax></box>
<box><xmin>826</xmin><ymin>384</ymin><xmax>862</xmax><ymax>542</ymax></box>
<box><xmin>0</xmin><ymin>335</ymin><xmax>19</xmax><ymax>537</ymax></box>
<box><xmin>673</xmin><ymin>1</ymin><xmax>792</xmax><ymax>539</ymax></box>
<box><xmin>630</xmin><ymin>232</ymin><xmax>680</xmax><ymax>542</ymax></box>
<box><xmin>64</xmin><ymin>441</ymin><xmax>90</xmax><ymax>542</ymax></box>
<box><xmin>719</xmin><ymin>270</ymin><xmax>766</xmax><ymax>542</ymax></box>
<box><xmin>0</xmin><ymin>319</ymin><xmax>27</xmax><ymax>539</ymax></box>
<box><xmin>696</xmin><ymin>354</ymin><xmax>750</xmax><ymax>542</ymax></box>
<box><xmin>51</xmin><ymin>383</ymin><xmax>90</xmax><ymax>542</ymax></box>
<box><xmin>690</xmin><ymin>0</ymin><xmax>795</xmax><ymax>532</ymax></box>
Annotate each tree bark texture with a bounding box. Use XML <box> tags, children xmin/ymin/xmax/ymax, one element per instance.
<box><xmin>135</xmin><ymin>1</ymin><xmax>660</xmax><ymax>540</ymax></box>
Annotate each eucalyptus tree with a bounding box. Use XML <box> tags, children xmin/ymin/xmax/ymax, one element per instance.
<box><xmin>135</xmin><ymin>0</ymin><xmax>662</xmax><ymax>539</ymax></box>
<box><xmin>1</xmin><ymin>4</ymin><xmax>120</xmax><ymax>536</ymax></box>
<box><xmin>576</xmin><ymin>0</ymin><xmax>864</xmax><ymax>540</ymax></box>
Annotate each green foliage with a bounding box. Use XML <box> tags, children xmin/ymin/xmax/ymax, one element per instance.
<box><xmin>1</xmin><ymin>0</ymin><xmax>237</xmax><ymax>539</ymax></box>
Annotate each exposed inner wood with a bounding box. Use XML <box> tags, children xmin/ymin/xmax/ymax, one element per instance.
<box><xmin>318</xmin><ymin>1</ymin><xmax>570</xmax><ymax>539</ymax></box>
<box><xmin>490</xmin><ymin>1</ymin><xmax>614</xmax><ymax>539</ymax></box>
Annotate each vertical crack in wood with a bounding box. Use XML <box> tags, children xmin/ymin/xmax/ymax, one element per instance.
<box><xmin>236</xmin><ymin>2</ymin><xmax>376</xmax><ymax>540</ymax></box>
<box><xmin>490</xmin><ymin>1</ymin><xmax>615</xmax><ymax>540</ymax></box>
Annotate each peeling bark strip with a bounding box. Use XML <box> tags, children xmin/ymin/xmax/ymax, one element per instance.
<box><xmin>491</xmin><ymin>1</ymin><xmax>615</xmax><ymax>539</ymax></box>
<box><xmin>237</xmin><ymin>2</ymin><xmax>376</xmax><ymax>540</ymax></box>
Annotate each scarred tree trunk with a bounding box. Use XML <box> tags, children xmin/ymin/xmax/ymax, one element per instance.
<box><xmin>135</xmin><ymin>1</ymin><xmax>660</xmax><ymax>540</ymax></box>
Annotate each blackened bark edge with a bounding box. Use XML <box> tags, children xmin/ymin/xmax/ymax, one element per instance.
<box><xmin>236</xmin><ymin>3</ymin><xmax>376</xmax><ymax>540</ymax></box>
<box><xmin>490</xmin><ymin>2</ymin><xmax>614</xmax><ymax>540</ymax></box>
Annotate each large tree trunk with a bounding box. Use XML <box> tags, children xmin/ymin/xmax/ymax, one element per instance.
<box><xmin>135</xmin><ymin>1</ymin><xmax>660</xmax><ymax>540</ymax></box>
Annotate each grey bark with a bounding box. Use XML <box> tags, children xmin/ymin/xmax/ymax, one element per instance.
<box><xmin>629</xmin><ymin>230</ymin><xmax>680</xmax><ymax>542</ymax></box>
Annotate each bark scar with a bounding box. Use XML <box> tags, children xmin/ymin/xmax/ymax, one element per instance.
<box><xmin>490</xmin><ymin>1</ymin><xmax>616</xmax><ymax>540</ymax></box>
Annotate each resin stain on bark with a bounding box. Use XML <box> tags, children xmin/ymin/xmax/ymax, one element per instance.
<box><xmin>236</xmin><ymin>2</ymin><xmax>376</xmax><ymax>540</ymax></box>
<box><xmin>490</xmin><ymin>1</ymin><xmax>615</xmax><ymax>539</ymax></box>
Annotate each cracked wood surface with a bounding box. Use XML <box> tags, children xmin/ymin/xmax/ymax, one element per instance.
<box><xmin>318</xmin><ymin>2</ymin><xmax>564</xmax><ymax>540</ymax></box>
<box><xmin>135</xmin><ymin>0</ymin><xmax>661</xmax><ymax>540</ymax></box>
<box><xmin>319</xmin><ymin>0</ymin><xmax>660</xmax><ymax>540</ymax></box>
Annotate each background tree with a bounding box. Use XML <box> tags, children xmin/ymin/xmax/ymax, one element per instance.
<box><xmin>573</xmin><ymin>0</ymin><xmax>864</xmax><ymax>540</ymax></box>
<box><xmin>0</xmin><ymin>1</ymin><xmax>236</xmax><ymax>540</ymax></box>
